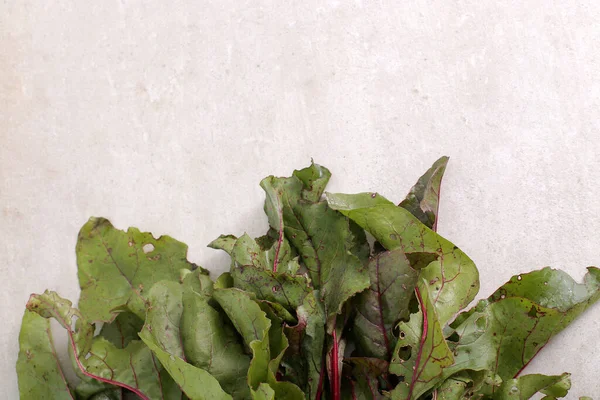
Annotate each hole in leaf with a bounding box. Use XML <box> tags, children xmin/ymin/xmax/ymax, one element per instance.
<box><xmin>399</xmin><ymin>331</ymin><xmax>406</xmax><ymax>340</ymax></box>
<box><xmin>528</xmin><ymin>306</ymin><xmax>538</xmax><ymax>318</ymax></box>
<box><xmin>397</xmin><ymin>346</ymin><xmax>411</xmax><ymax>361</ymax></box>
<box><xmin>143</xmin><ymin>243</ymin><xmax>155</xmax><ymax>253</ymax></box>
<box><xmin>517</xmin><ymin>275</ymin><xmax>522</xmax><ymax>281</ymax></box>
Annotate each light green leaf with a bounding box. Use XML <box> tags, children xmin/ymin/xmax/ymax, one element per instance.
<box><xmin>208</xmin><ymin>234</ymin><xmax>238</xmax><ymax>256</ymax></box>
<box><xmin>26</xmin><ymin>291</ymin><xmax>177</xmax><ymax>400</ymax></box>
<box><xmin>445</xmin><ymin>268</ymin><xmax>600</xmax><ymax>382</ymax></box>
<box><xmin>398</xmin><ymin>156</ymin><xmax>449</xmax><ymax>230</ymax></box>
<box><xmin>390</xmin><ymin>280</ymin><xmax>454</xmax><ymax>400</ymax></box>
<box><xmin>353</xmin><ymin>249</ymin><xmax>438</xmax><ymax>359</ymax></box>
<box><xmin>16</xmin><ymin>310</ymin><xmax>75</xmax><ymax>399</ymax></box>
<box><xmin>494</xmin><ymin>373</ymin><xmax>570</xmax><ymax>399</ymax></box>
<box><xmin>76</xmin><ymin>217</ymin><xmax>205</xmax><ymax>322</ymax></box>
<box><xmin>252</xmin><ymin>383</ymin><xmax>275</xmax><ymax>400</ymax></box>
<box><xmin>326</xmin><ymin>192</ymin><xmax>479</xmax><ymax>326</ymax></box>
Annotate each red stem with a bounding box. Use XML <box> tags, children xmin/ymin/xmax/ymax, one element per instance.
<box><xmin>315</xmin><ymin>363</ymin><xmax>325</xmax><ymax>400</ymax></box>
<box><xmin>33</xmin><ymin>296</ymin><xmax>151</xmax><ymax>400</ymax></box>
<box><xmin>331</xmin><ymin>329</ymin><xmax>341</xmax><ymax>400</ymax></box>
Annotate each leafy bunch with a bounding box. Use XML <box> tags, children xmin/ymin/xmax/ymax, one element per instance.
<box><xmin>17</xmin><ymin>157</ymin><xmax>599</xmax><ymax>400</ymax></box>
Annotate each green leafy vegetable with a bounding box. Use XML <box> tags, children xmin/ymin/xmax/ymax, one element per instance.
<box><xmin>16</xmin><ymin>158</ymin><xmax>599</xmax><ymax>400</ymax></box>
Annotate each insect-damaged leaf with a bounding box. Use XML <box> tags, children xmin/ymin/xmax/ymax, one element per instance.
<box><xmin>389</xmin><ymin>280</ymin><xmax>454</xmax><ymax>400</ymax></box>
<box><xmin>259</xmin><ymin>163</ymin><xmax>370</xmax><ymax>322</ymax></box>
<box><xmin>443</xmin><ymin>267</ymin><xmax>600</xmax><ymax>384</ymax></box>
<box><xmin>353</xmin><ymin>248</ymin><xmax>438</xmax><ymax>359</ymax></box>
<box><xmin>398</xmin><ymin>156</ymin><xmax>449</xmax><ymax>231</ymax></box>
<box><xmin>494</xmin><ymin>373</ymin><xmax>571</xmax><ymax>399</ymax></box>
<box><xmin>76</xmin><ymin>217</ymin><xmax>206</xmax><ymax>322</ymax></box>
<box><xmin>16</xmin><ymin>311</ymin><xmax>75</xmax><ymax>399</ymax></box>
<box><xmin>212</xmin><ymin>233</ymin><xmax>311</xmax><ymax>312</ymax></box>
<box><xmin>25</xmin><ymin>291</ymin><xmax>178</xmax><ymax>400</ymax></box>
<box><xmin>326</xmin><ymin>192</ymin><xmax>479</xmax><ymax>326</ymax></box>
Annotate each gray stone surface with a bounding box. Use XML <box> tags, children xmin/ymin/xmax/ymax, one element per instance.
<box><xmin>2</xmin><ymin>1</ymin><xmax>599</xmax><ymax>398</ymax></box>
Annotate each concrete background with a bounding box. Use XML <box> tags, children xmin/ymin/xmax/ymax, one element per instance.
<box><xmin>2</xmin><ymin>1</ymin><xmax>600</xmax><ymax>398</ymax></box>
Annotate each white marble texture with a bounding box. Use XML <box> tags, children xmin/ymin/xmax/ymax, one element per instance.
<box><xmin>2</xmin><ymin>1</ymin><xmax>600</xmax><ymax>398</ymax></box>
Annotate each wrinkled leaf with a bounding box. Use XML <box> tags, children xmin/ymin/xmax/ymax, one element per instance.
<box><xmin>77</xmin><ymin>217</ymin><xmax>205</xmax><ymax>322</ymax></box>
<box><xmin>16</xmin><ymin>310</ymin><xmax>74</xmax><ymax>399</ymax></box>
<box><xmin>445</xmin><ymin>268</ymin><xmax>600</xmax><ymax>383</ymax></box>
<box><xmin>260</xmin><ymin>164</ymin><xmax>370</xmax><ymax>322</ymax></box>
<box><xmin>213</xmin><ymin>288</ymin><xmax>304</xmax><ymax>399</ymax></box>
<box><xmin>326</xmin><ymin>192</ymin><xmax>479</xmax><ymax>326</ymax></box>
<box><xmin>226</xmin><ymin>234</ymin><xmax>312</xmax><ymax>311</ymax></box>
<box><xmin>399</xmin><ymin>156</ymin><xmax>449</xmax><ymax>230</ymax></box>
<box><xmin>390</xmin><ymin>281</ymin><xmax>454</xmax><ymax>400</ymax></box>
<box><xmin>26</xmin><ymin>291</ymin><xmax>176</xmax><ymax>400</ymax></box>
<box><xmin>494</xmin><ymin>373</ymin><xmax>570</xmax><ymax>399</ymax></box>
<box><xmin>354</xmin><ymin>249</ymin><xmax>438</xmax><ymax>359</ymax></box>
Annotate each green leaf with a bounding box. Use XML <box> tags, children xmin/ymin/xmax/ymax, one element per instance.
<box><xmin>398</xmin><ymin>156</ymin><xmax>449</xmax><ymax>230</ymax></box>
<box><xmin>326</xmin><ymin>192</ymin><xmax>479</xmax><ymax>326</ymax></box>
<box><xmin>26</xmin><ymin>291</ymin><xmax>177</xmax><ymax>400</ymax></box>
<box><xmin>213</xmin><ymin>288</ymin><xmax>304</xmax><ymax>399</ymax></box>
<box><xmin>494</xmin><ymin>373</ymin><xmax>571</xmax><ymax>399</ymax></box>
<box><xmin>445</xmin><ymin>268</ymin><xmax>600</xmax><ymax>382</ymax></box>
<box><xmin>252</xmin><ymin>383</ymin><xmax>275</xmax><ymax>400</ymax></box>
<box><xmin>139</xmin><ymin>280</ymin><xmax>244</xmax><ymax>399</ymax></box>
<box><xmin>181</xmin><ymin>289</ymin><xmax>250</xmax><ymax>398</ymax></box>
<box><xmin>220</xmin><ymin>234</ymin><xmax>311</xmax><ymax>312</ymax></box>
<box><xmin>282</xmin><ymin>291</ymin><xmax>326</xmax><ymax>399</ymax></box>
<box><xmin>341</xmin><ymin>358</ymin><xmax>388</xmax><ymax>400</ymax></box>
<box><xmin>208</xmin><ymin>234</ymin><xmax>238</xmax><ymax>256</ymax></box>
<box><xmin>76</xmin><ymin>217</ymin><xmax>205</xmax><ymax>322</ymax></box>
<box><xmin>353</xmin><ymin>249</ymin><xmax>438</xmax><ymax>359</ymax></box>
<box><xmin>139</xmin><ymin>331</ymin><xmax>232</xmax><ymax>400</ymax></box>
<box><xmin>99</xmin><ymin>312</ymin><xmax>144</xmax><ymax>349</ymax></box>
<box><xmin>16</xmin><ymin>310</ymin><xmax>75</xmax><ymax>399</ymax></box>
<box><xmin>260</xmin><ymin>164</ymin><xmax>370</xmax><ymax>322</ymax></box>
<box><xmin>389</xmin><ymin>280</ymin><xmax>454</xmax><ymax>400</ymax></box>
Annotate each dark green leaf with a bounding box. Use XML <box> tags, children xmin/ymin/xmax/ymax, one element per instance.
<box><xmin>341</xmin><ymin>358</ymin><xmax>388</xmax><ymax>400</ymax></box>
<box><xmin>326</xmin><ymin>192</ymin><xmax>479</xmax><ymax>326</ymax></box>
<box><xmin>353</xmin><ymin>249</ymin><xmax>438</xmax><ymax>359</ymax></box>
<box><xmin>399</xmin><ymin>156</ymin><xmax>449</xmax><ymax>230</ymax></box>
<box><xmin>99</xmin><ymin>312</ymin><xmax>144</xmax><ymax>349</ymax></box>
<box><xmin>389</xmin><ymin>280</ymin><xmax>454</xmax><ymax>400</ymax></box>
<box><xmin>260</xmin><ymin>164</ymin><xmax>371</xmax><ymax>322</ymax></box>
